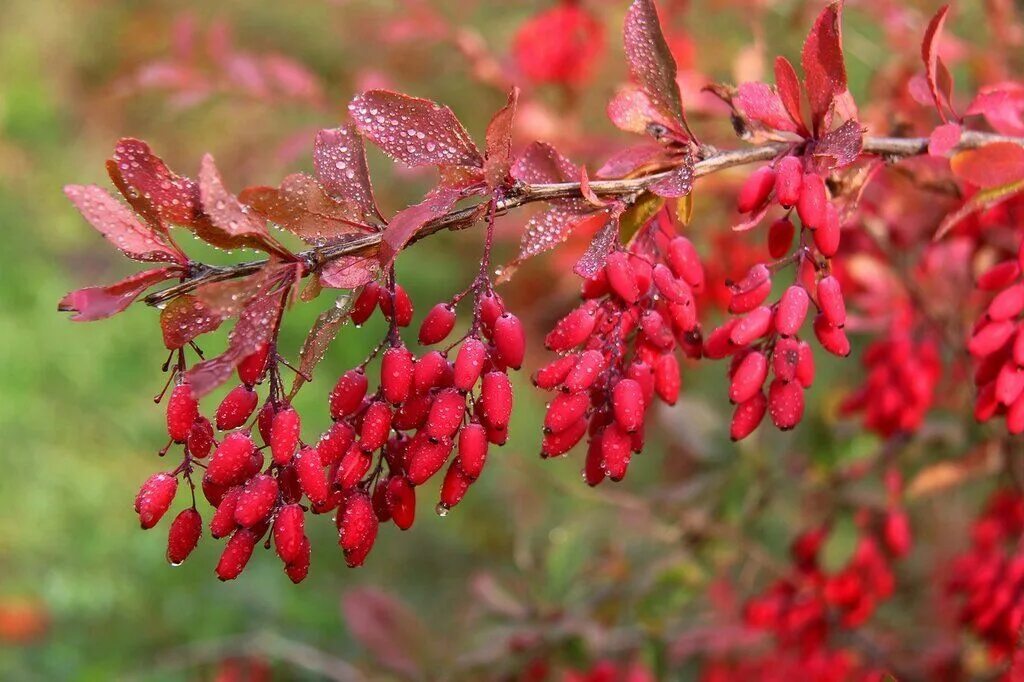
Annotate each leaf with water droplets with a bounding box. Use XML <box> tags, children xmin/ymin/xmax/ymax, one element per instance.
<box><xmin>812</xmin><ymin>119</ymin><xmax>863</xmax><ymax>170</ymax></box>
<box><xmin>240</xmin><ymin>173</ymin><xmax>375</xmax><ymax>246</ymax></box>
<box><xmin>320</xmin><ymin>254</ymin><xmax>380</xmax><ymax>289</ymax></box>
<box><xmin>484</xmin><ymin>88</ymin><xmax>519</xmax><ymax>190</ymax></box>
<box><xmin>649</xmin><ymin>155</ymin><xmax>694</xmax><ymax>198</ymax></box>
<box><xmin>313</xmin><ymin>125</ymin><xmax>382</xmax><ymax>223</ymax></box>
<box><xmin>186</xmin><ymin>290</ymin><xmax>286</xmax><ymax>397</ymax></box>
<box><xmin>380</xmin><ymin>189</ymin><xmax>461</xmax><ymax>267</ymax></box>
<box><xmin>596</xmin><ymin>143</ymin><xmax>666</xmax><ymax>179</ymax></box>
<box><xmin>160</xmin><ymin>294</ymin><xmax>224</xmax><ymax>349</ymax></box>
<box><xmin>106</xmin><ymin>138</ymin><xmax>201</xmax><ymax>231</ymax></box>
<box><xmin>59</xmin><ymin>267</ymin><xmax>179</xmax><ymax>321</ymax></box>
<box><xmin>349</xmin><ymin>90</ymin><xmax>483</xmax><ymax>169</ymax></box>
<box><xmin>64</xmin><ymin>185</ymin><xmax>186</xmax><ymax>264</ymax></box>
<box><xmin>734</xmin><ymin>82</ymin><xmax>801</xmax><ymax>134</ymax></box>
<box><xmin>574</xmin><ymin>212</ymin><xmax>619</xmax><ymax>278</ymax></box>
<box><xmin>288</xmin><ymin>293</ymin><xmax>355</xmax><ymax>399</ymax></box>
<box><xmin>197</xmin><ymin>154</ymin><xmax>292</xmax><ymax>256</ymax></box>
<box><xmin>801</xmin><ymin>2</ymin><xmax>848</xmax><ymax>135</ymax></box>
<box><xmin>606</xmin><ymin>84</ymin><xmax>680</xmax><ymax>136</ymax></box>
<box><xmin>511</xmin><ymin>141</ymin><xmax>578</xmax><ymax>185</ymax></box>
<box><xmin>623</xmin><ymin>0</ymin><xmax>687</xmax><ymax>134</ymax></box>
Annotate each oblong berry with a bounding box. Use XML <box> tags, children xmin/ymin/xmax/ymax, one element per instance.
<box><xmin>166</xmin><ymin>383</ymin><xmax>198</xmax><ymax>443</ymax></box>
<box><xmin>237</xmin><ymin>343</ymin><xmax>271</xmax><ymax>386</ymax></box>
<box><xmin>479</xmin><ymin>290</ymin><xmax>506</xmax><ymax>338</ymax></box>
<box><xmin>564</xmin><ymin>350</ymin><xmax>606</xmax><ymax>392</ymax></box>
<box><xmin>439</xmin><ymin>462</ymin><xmax>473</xmax><ymax>510</ymax></box>
<box><xmin>730</xmin><ymin>351</ymin><xmax>768</xmax><ymax>404</ymax></box>
<box><xmin>207</xmin><ymin>432</ymin><xmax>256</xmax><ymax>486</ymax></box>
<box><xmin>544</xmin><ymin>391</ymin><xmax>589</xmax><ymax>433</ymax></box>
<box><xmin>813</xmin><ymin>314</ymin><xmax>851</xmax><ymax>357</ymax></box>
<box><xmin>338</xmin><ymin>491</ymin><xmax>377</xmax><ymax>553</ymax></box>
<box><xmin>605</xmin><ymin>251</ymin><xmax>639</xmax><ymax>304</ymax></box>
<box><xmin>541</xmin><ymin>416</ymin><xmax>587</xmax><ymax>457</ymax></box>
<box><xmin>380</xmin><ymin>345</ymin><xmax>415</xmax><ymax>405</ymax></box>
<box><xmin>316</xmin><ymin>421</ymin><xmax>354</xmax><ymax>467</ymax></box>
<box><xmin>533</xmin><ymin>354</ymin><xmax>577</xmax><ymax>389</ymax></box>
<box><xmin>387</xmin><ymin>476</ymin><xmax>416</xmax><ymax>530</ymax></box>
<box><xmin>285</xmin><ymin>537</ymin><xmax>311</xmax><ymax>583</ymax></box>
<box><xmin>216</xmin><ymin>529</ymin><xmax>257</xmax><ymax>581</ymax></box>
<box><xmin>166</xmin><ymin>507</ymin><xmax>202</xmax><ymax>565</ymax></box>
<box><xmin>796</xmin><ymin>173</ymin><xmax>827</xmax><ymax>229</ymax></box>
<box><xmin>728</xmin><ymin>264</ymin><xmax>772</xmax><ymax>314</ymax></box>
<box><xmin>215</xmin><ymin>384</ymin><xmax>258</xmax><ymax>431</ymax></box>
<box><xmin>414</xmin><ymin>350</ymin><xmax>450</xmax><ymax>394</ymax></box>
<box><xmin>730</xmin><ymin>306</ymin><xmax>773</xmax><ymax>346</ymax></box>
<box><xmin>273</xmin><ymin>503</ymin><xmax>305</xmax><ymax>565</ymax></box>
<box><xmin>234</xmin><ymin>474</ymin><xmax>279</xmax><ymax>528</ymax></box>
<box><xmin>187</xmin><ymin>417</ymin><xmax>214</xmax><ymax>459</ymax></box>
<box><xmin>294</xmin><ymin>446</ymin><xmax>329</xmax><ymax>506</ymax></box>
<box><xmin>546</xmin><ymin>302</ymin><xmax>598</xmax><ymax>352</ymax></box>
<box><xmin>652</xmin><ymin>264</ymin><xmax>692</xmax><ymax>304</ymax></box>
<box><xmin>654</xmin><ymin>353</ymin><xmax>681</xmax><ymax>405</ymax></box>
<box><xmin>210</xmin><ymin>486</ymin><xmax>241</xmax><ymax>538</ymax></box>
<box><xmin>493</xmin><ymin>313</ymin><xmax>526</xmax><ymax>370</ymax></box>
<box><xmin>360</xmin><ymin>400</ymin><xmax>393</xmax><ymax>452</ymax></box>
<box><xmin>457</xmin><ymin>422</ymin><xmax>489</xmax><ymax>479</ymax></box>
<box><xmin>601</xmin><ymin>424</ymin><xmax>633</xmax><ymax>481</ymax></box>
<box><xmin>774</xmin><ymin>156</ymin><xmax>803</xmax><ymax>207</ymax></box>
<box><xmin>611</xmin><ymin>378</ymin><xmax>645</xmax><ymax>433</ymax></box>
<box><xmin>731</xmin><ymin>391</ymin><xmax>767</xmax><ymax>440</ymax></box>
<box><xmin>816</xmin><ymin>276</ymin><xmax>846</xmax><ymax>327</ymax></box>
<box><xmin>350</xmin><ymin>282</ymin><xmax>380</xmax><ymax>325</ymax></box>
<box><xmin>978</xmin><ymin>260</ymin><xmax>1021</xmax><ymax>291</ymax></box>
<box><xmin>666</xmin><ymin>236</ymin><xmax>705</xmax><ymax>290</ymax></box>
<box><xmin>453</xmin><ymin>337</ymin><xmax>488</xmax><ymax>391</ymax></box>
<box><xmin>768</xmin><ymin>379</ymin><xmax>804</xmax><ymax>430</ymax></box>
<box><xmin>737</xmin><ymin>165</ymin><xmax>776</xmax><ymax>213</ymax></box>
<box><xmin>480</xmin><ymin>371</ymin><xmax>513</xmax><ymax>429</ymax></box>
<box><xmin>336</xmin><ymin>444</ymin><xmax>372</xmax><ymax>489</ymax></box>
<box><xmin>269</xmin><ymin>406</ymin><xmax>301</xmax><ymax>466</ymax></box>
<box><xmin>989</xmin><ymin>283</ymin><xmax>1024</xmax><ymax>321</ymax></box>
<box><xmin>419</xmin><ymin>302</ymin><xmax>457</xmax><ymax>345</ymax></box>
<box><xmin>329</xmin><ymin>369</ymin><xmax>368</xmax><ymax>420</ymax></box>
<box><xmin>814</xmin><ymin>203</ymin><xmax>841</xmax><ymax>257</ymax></box>
<box><xmin>768</xmin><ymin>217</ymin><xmax>795</xmax><ymax>259</ymax></box>
<box><xmin>406</xmin><ymin>432</ymin><xmax>454</xmax><ymax>485</ymax></box>
<box><xmin>135</xmin><ymin>472</ymin><xmax>178</xmax><ymax>529</ymax></box>
<box><xmin>426</xmin><ymin>388</ymin><xmax>467</xmax><ymax>440</ymax></box>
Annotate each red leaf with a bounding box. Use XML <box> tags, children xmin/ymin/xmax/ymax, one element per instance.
<box><xmin>967</xmin><ymin>83</ymin><xmax>1024</xmax><ymax>136</ymax></box>
<box><xmin>379</xmin><ymin>190</ymin><xmax>461</xmax><ymax>267</ymax></box>
<box><xmin>320</xmin><ymin>254</ymin><xmax>381</xmax><ymax>289</ymax></box>
<box><xmin>928</xmin><ymin>122</ymin><xmax>962</xmax><ymax>156</ymax></box>
<box><xmin>341</xmin><ymin>588</ymin><xmax>431</xmax><ymax>678</ymax></box>
<box><xmin>159</xmin><ymin>294</ymin><xmax>224</xmax><ymax>349</ymax></box>
<box><xmin>348</xmin><ymin>90</ymin><xmax>483</xmax><ymax>169</ymax></box>
<box><xmin>59</xmin><ymin>267</ymin><xmax>178</xmax><ymax>321</ymax></box>
<box><xmin>512</xmin><ymin>141</ymin><xmax>580</xmax><ymax>186</ymax></box>
<box><xmin>774</xmin><ymin>56</ymin><xmax>810</xmax><ymax>137</ymax></box>
<box><xmin>240</xmin><ymin>173</ymin><xmax>375</xmax><ymax>246</ymax></box>
<box><xmin>313</xmin><ymin>125</ymin><xmax>383</xmax><ymax>223</ymax></box>
<box><xmin>63</xmin><ymin>185</ymin><xmax>185</xmax><ymax>264</ymax></box>
<box><xmin>649</xmin><ymin>156</ymin><xmax>694</xmax><ymax>198</ymax></box>
<box><xmin>921</xmin><ymin>5</ymin><xmax>952</xmax><ymax>121</ymax></box>
<box><xmin>574</xmin><ymin>213</ymin><xmax>618</xmax><ymax>278</ymax></box>
<box><xmin>106</xmin><ymin>138</ymin><xmax>201</xmax><ymax>230</ymax></box>
<box><xmin>950</xmin><ymin>142</ymin><xmax>1024</xmax><ymax>188</ymax></box>
<box><xmin>606</xmin><ymin>85</ymin><xmax>680</xmax><ymax>136</ymax></box>
<box><xmin>735</xmin><ymin>82</ymin><xmax>801</xmax><ymax>134</ymax></box>
<box><xmin>186</xmin><ymin>290</ymin><xmax>286</xmax><ymax>397</ymax></box>
<box><xmin>623</xmin><ymin>0</ymin><xmax>687</xmax><ymax>134</ymax></box>
<box><xmin>288</xmin><ymin>293</ymin><xmax>356</xmax><ymax>399</ymax></box>
<box><xmin>596</xmin><ymin>143</ymin><xmax>665</xmax><ymax>178</ymax></box>
<box><xmin>801</xmin><ymin>3</ymin><xmax>848</xmax><ymax>135</ymax></box>
<box><xmin>198</xmin><ymin>155</ymin><xmax>292</xmax><ymax>256</ymax></box>
<box><xmin>812</xmin><ymin>119</ymin><xmax>864</xmax><ymax>170</ymax></box>
<box><xmin>513</xmin><ymin>205</ymin><xmax>593</xmax><ymax>264</ymax></box>
<box><xmin>484</xmin><ymin>88</ymin><xmax>519</xmax><ymax>190</ymax></box>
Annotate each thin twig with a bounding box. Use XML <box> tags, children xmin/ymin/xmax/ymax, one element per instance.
<box><xmin>142</xmin><ymin>132</ymin><xmax>1024</xmax><ymax>308</ymax></box>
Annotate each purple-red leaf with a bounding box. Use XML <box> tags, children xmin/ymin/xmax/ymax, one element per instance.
<box><xmin>921</xmin><ymin>5</ymin><xmax>952</xmax><ymax>121</ymax></box>
<box><xmin>160</xmin><ymin>294</ymin><xmax>224</xmax><ymax>349</ymax></box>
<box><xmin>606</xmin><ymin>84</ymin><xmax>679</xmax><ymax>136</ymax></box>
<box><xmin>348</xmin><ymin>90</ymin><xmax>483</xmax><ymax>169</ymax></box>
<box><xmin>198</xmin><ymin>154</ymin><xmax>291</xmax><ymax>256</ymax></box>
<box><xmin>623</xmin><ymin>0</ymin><xmax>686</xmax><ymax>132</ymax></box>
<box><xmin>240</xmin><ymin>173</ymin><xmax>375</xmax><ymax>246</ymax></box>
<box><xmin>288</xmin><ymin>293</ymin><xmax>356</xmax><ymax>399</ymax></box>
<box><xmin>484</xmin><ymin>88</ymin><xmax>519</xmax><ymax>190</ymax></box>
<box><xmin>596</xmin><ymin>143</ymin><xmax>666</xmax><ymax>179</ymax></box>
<box><xmin>59</xmin><ymin>267</ymin><xmax>179</xmax><ymax>321</ymax></box>
<box><xmin>313</xmin><ymin>125</ymin><xmax>382</xmax><ymax>223</ymax></box>
<box><xmin>774</xmin><ymin>57</ymin><xmax>810</xmax><ymax>137</ymax></box>
<box><xmin>64</xmin><ymin>185</ymin><xmax>185</xmax><ymax>264</ymax></box>
<box><xmin>950</xmin><ymin>142</ymin><xmax>1024</xmax><ymax>189</ymax></box>
<box><xmin>801</xmin><ymin>3</ymin><xmax>848</xmax><ymax>135</ymax></box>
<box><xmin>812</xmin><ymin>119</ymin><xmax>864</xmax><ymax>170</ymax></box>
<box><xmin>574</xmin><ymin>213</ymin><xmax>618</xmax><ymax>278</ymax></box>
<box><xmin>735</xmin><ymin>82</ymin><xmax>801</xmax><ymax>134</ymax></box>
<box><xmin>966</xmin><ymin>84</ymin><xmax>1024</xmax><ymax>136</ymax></box>
<box><xmin>106</xmin><ymin>138</ymin><xmax>201</xmax><ymax>231</ymax></box>
<box><xmin>649</xmin><ymin>156</ymin><xmax>694</xmax><ymax>198</ymax></box>
<box><xmin>379</xmin><ymin>190</ymin><xmax>461</xmax><ymax>267</ymax></box>
<box><xmin>186</xmin><ymin>289</ymin><xmax>286</xmax><ymax>397</ymax></box>
<box><xmin>320</xmin><ymin>254</ymin><xmax>381</xmax><ymax>289</ymax></box>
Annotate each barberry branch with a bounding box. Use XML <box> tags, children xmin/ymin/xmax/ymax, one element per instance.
<box><xmin>142</xmin><ymin>131</ymin><xmax>1022</xmax><ymax>308</ymax></box>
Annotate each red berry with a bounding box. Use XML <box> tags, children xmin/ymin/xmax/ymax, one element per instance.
<box><xmin>601</xmin><ymin>424</ymin><xmax>633</xmax><ymax>481</ymax></box>
<box><xmin>386</xmin><ymin>476</ymin><xmax>416</xmax><ymax>530</ymax></box>
<box><xmin>730</xmin><ymin>306</ymin><xmax>773</xmax><ymax>346</ymax></box>
<box><xmin>652</xmin><ymin>264</ymin><xmax>692</xmax><ymax>304</ymax></box>
<box><xmin>545</xmin><ymin>391</ymin><xmax>589</xmax><ymax>433</ymax></box>
<box><xmin>270</xmin><ymin>406</ymin><xmax>301</xmax><ymax>466</ymax></box>
<box><xmin>210</xmin><ymin>486</ymin><xmax>242</xmax><ymax>538</ymax></box>
<box><xmin>978</xmin><ymin>260</ymin><xmax>1021</xmax><ymax>291</ymax></box>
<box><xmin>728</xmin><ymin>264</ymin><xmax>772</xmax><ymax>314</ymax></box>
<box><xmin>453</xmin><ymin>337</ymin><xmax>488</xmax><ymax>391</ymax></box>
<box><xmin>737</xmin><ymin>165</ymin><xmax>776</xmax><ymax>213</ymax></box>
<box><xmin>493</xmin><ymin>313</ymin><xmax>526</xmax><ymax>370</ymax></box>
<box><xmin>215</xmin><ymin>384</ymin><xmax>258</xmax><ymax>431</ymax></box>
<box><xmin>564</xmin><ymin>349</ymin><xmax>606</xmax><ymax>392</ymax></box>
<box><xmin>814</xmin><ymin>203</ymin><xmax>841</xmax><ymax>256</ymax></box>
<box><xmin>234</xmin><ymin>474</ymin><xmax>279</xmax><ymax>528</ymax></box>
<box><xmin>654</xmin><ymin>353</ymin><xmax>681</xmax><ymax>405</ymax></box>
<box><xmin>406</xmin><ymin>432</ymin><xmax>455</xmax><ymax>485</ymax></box>
<box><xmin>351</xmin><ymin>283</ymin><xmax>380</xmax><ymax>325</ymax></box>
<box><xmin>480</xmin><ymin>371</ymin><xmax>513</xmax><ymax>429</ymax></box>
<box><xmin>330</xmin><ymin>369</ymin><xmax>368</xmax><ymax>419</ymax></box>
<box><xmin>479</xmin><ymin>291</ymin><xmax>506</xmax><ymax>337</ymax></box>
<box><xmin>166</xmin><ymin>508</ymin><xmax>202</xmax><ymax>565</ymax></box>
<box><xmin>294</xmin><ymin>446</ymin><xmax>329</xmax><ymax>505</ymax></box>
<box><xmin>584</xmin><ymin>437</ymin><xmax>606</xmax><ymax>486</ymax></box>
<box><xmin>284</xmin><ymin>537</ymin><xmax>311</xmax><ymax>583</ymax></box>
<box><xmin>166</xmin><ymin>383</ymin><xmax>199</xmax><ymax>443</ymax></box>
<box><xmin>545</xmin><ymin>302</ymin><xmax>598</xmax><ymax>351</ymax></box>
<box><xmin>338</xmin><ymin>491</ymin><xmax>376</xmax><ymax>553</ymax></box>
<box><xmin>216</xmin><ymin>529</ymin><xmax>257</xmax><ymax>581</ymax></box>
<box><xmin>814</xmin><ymin>314</ymin><xmax>851</xmax><ymax>357</ymax></box>
<box><xmin>666</xmin><ymin>236</ymin><xmax>705</xmax><ymax>290</ymax></box>
<box><xmin>207</xmin><ymin>432</ymin><xmax>256</xmax><ymax>486</ymax></box>
<box><xmin>541</xmin><ymin>416</ymin><xmax>588</xmax><ymax>457</ymax></box>
<box><xmin>768</xmin><ymin>217</ymin><xmax>795</xmax><ymax>259</ymax></box>
<box><xmin>611</xmin><ymin>379</ymin><xmax>645</xmax><ymax>433</ymax></box>
<box><xmin>237</xmin><ymin>342</ymin><xmax>271</xmax><ymax>386</ymax></box>
<box><xmin>457</xmin><ymin>422</ymin><xmax>489</xmax><ymax>479</ymax></box>
<box><xmin>380</xmin><ymin>345</ymin><xmax>415</xmax><ymax>405</ymax></box>
<box><xmin>988</xmin><ymin>283</ymin><xmax>1024</xmax><ymax>321</ymax></box>
<box><xmin>768</xmin><ymin>378</ymin><xmax>804</xmax><ymax>430</ymax></box>
<box><xmin>426</xmin><ymin>388</ymin><xmax>467</xmax><ymax>440</ymax></box>
<box><xmin>796</xmin><ymin>173</ymin><xmax>827</xmax><ymax>229</ymax></box>
<box><xmin>359</xmin><ymin>400</ymin><xmax>393</xmax><ymax>452</ymax></box>
<box><xmin>731</xmin><ymin>391</ymin><xmax>767</xmax><ymax>440</ymax></box>
<box><xmin>774</xmin><ymin>156</ymin><xmax>803</xmax><ymax>207</ymax></box>
<box><xmin>439</xmin><ymin>462</ymin><xmax>473</xmax><ymax>510</ymax></box>
<box><xmin>419</xmin><ymin>302</ymin><xmax>457</xmax><ymax>345</ymax></box>
<box><xmin>606</xmin><ymin>251</ymin><xmax>639</xmax><ymax>304</ymax></box>
<box><xmin>730</xmin><ymin>351</ymin><xmax>768</xmax><ymax>404</ymax></box>
<box><xmin>776</xmin><ymin>286</ymin><xmax>810</xmax><ymax>336</ymax></box>
<box><xmin>316</xmin><ymin>422</ymin><xmax>354</xmax><ymax>467</ymax></box>
<box><xmin>816</xmin><ymin>276</ymin><xmax>846</xmax><ymax>327</ymax></box>
<box><xmin>135</xmin><ymin>473</ymin><xmax>178</xmax><ymax>529</ymax></box>
<box><xmin>187</xmin><ymin>417</ymin><xmax>214</xmax><ymax>459</ymax></box>
<box><xmin>336</xmin><ymin>443</ymin><xmax>372</xmax><ymax>489</ymax></box>
<box><xmin>413</xmin><ymin>350</ymin><xmax>450</xmax><ymax>393</ymax></box>
<box><xmin>533</xmin><ymin>354</ymin><xmax>577</xmax><ymax>388</ymax></box>
<box><xmin>392</xmin><ymin>284</ymin><xmax>414</xmax><ymax>327</ymax></box>
<box><xmin>273</xmin><ymin>503</ymin><xmax>306</xmax><ymax>565</ymax></box>
<box><xmin>796</xmin><ymin>341</ymin><xmax>815</xmax><ymax>387</ymax></box>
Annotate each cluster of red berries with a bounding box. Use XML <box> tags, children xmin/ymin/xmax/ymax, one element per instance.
<box><xmin>701</xmin><ymin>156</ymin><xmax>850</xmax><ymax>440</ymax></box>
<box><xmin>134</xmin><ymin>274</ymin><xmax>520</xmax><ymax>581</ymax></box>
<box><xmin>534</xmin><ymin>213</ymin><xmax>702</xmax><ymax>483</ymax></box>
<box><xmin>840</xmin><ymin>313</ymin><xmax>941</xmax><ymax>437</ymax></box>
<box><xmin>738</xmin><ymin>500</ymin><xmax>909</xmax><ymax>669</ymax></box>
<box><xmin>947</xmin><ymin>489</ymin><xmax>1024</xmax><ymax>659</ymax></box>
<box><xmin>969</xmin><ymin>247</ymin><xmax>1024</xmax><ymax>432</ymax></box>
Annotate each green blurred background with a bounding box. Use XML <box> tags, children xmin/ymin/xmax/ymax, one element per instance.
<box><xmin>0</xmin><ymin>0</ymin><xmax>969</xmax><ymax>679</ymax></box>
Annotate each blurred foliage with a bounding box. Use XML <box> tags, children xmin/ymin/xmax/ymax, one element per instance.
<box><xmin>0</xmin><ymin>0</ymin><xmax>995</xmax><ymax>679</ymax></box>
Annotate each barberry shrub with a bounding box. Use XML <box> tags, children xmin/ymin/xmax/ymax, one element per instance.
<box><xmin>59</xmin><ymin>0</ymin><xmax>1024</xmax><ymax>676</ymax></box>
